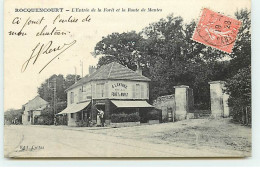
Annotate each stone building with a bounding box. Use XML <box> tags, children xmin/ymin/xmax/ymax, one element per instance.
<box><xmin>22</xmin><ymin>95</ymin><xmax>49</xmax><ymax>125</ymax></box>
<box><xmin>58</xmin><ymin>62</ymin><xmax>153</xmax><ymax>126</ymax></box>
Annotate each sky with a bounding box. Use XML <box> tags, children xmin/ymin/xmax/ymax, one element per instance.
<box><xmin>4</xmin><ymin>0</ymin><xmax>251</xmax><ymax>111</ymax></box>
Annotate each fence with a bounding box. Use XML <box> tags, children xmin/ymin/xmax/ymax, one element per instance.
<box><xmin>230</xmin><ymin>106</ymin><xmax>251</xmax><ymax>126</ymax></box>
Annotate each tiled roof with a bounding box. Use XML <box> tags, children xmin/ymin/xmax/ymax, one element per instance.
<box><xmin>24</xmin><ymin>95</ymin><xmax>48</xmax><ymax>111</ymax></box>
<box><xmin>66</xmin><ymin>62</ymin><xmax>151</xmax><ymax>91</ymax></box>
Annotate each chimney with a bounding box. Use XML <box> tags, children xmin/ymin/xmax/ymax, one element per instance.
<box><xmin>89</xmin><ymin>65</ymin><xmax>97</xmax><ymax>75</ymax></box>
<box><xmin>136</xmin><ymin>65</ymin><xmax>142</xmax><ymax>75</ymax></box>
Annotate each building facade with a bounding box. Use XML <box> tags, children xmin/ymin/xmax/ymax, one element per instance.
<box><xmin>22</xmin><ymin>95</ymin><xmax>49</xmax><ymax>125</ymax></box>
<box><xmin>58</xmin><ymin>62</ymin><xmax>153</xmax><ymax>126</ymax></box>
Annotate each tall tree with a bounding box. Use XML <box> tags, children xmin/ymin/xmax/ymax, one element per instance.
<box><xmin>94</xmin><ymin>31</ymin><xmax>146</xmax><ymax>70</ymax></box>
<box><xmin>225</xmin><ymin>9</ymin><xmax>251</xmax><ymax>123</ymax></box>
<box><xmin>93</xmin><ymin>10</ymin><xmax>251</xmax><ymax>112</ymax></box>
<box><xmin>142</xmin><ymin>14</ymin><xmax>223</xmax><ymax>107</ymax></box>
<box><xmin>228</xmin><ymin>9</ymin><xmax>251</xmax><ymax>77</ymax></box>
<box><xmin>37</xmin><ymin>74</ymin><xmax>81</xmax><ymax>104</ymax></box>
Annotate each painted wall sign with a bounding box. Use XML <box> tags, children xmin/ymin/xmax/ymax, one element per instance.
<box><xmin>111</xmin><ymin>83</ymin><xmax>128</xmax><ymax>89</ymax></box>
<box><xmin>111</xmin><ymin>83</ymin><xmax>129</xmax><ymax>97</ymax></box>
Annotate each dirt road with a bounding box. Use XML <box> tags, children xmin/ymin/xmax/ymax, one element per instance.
<box><xmin>4</xmin><ymin>118</ymin><xmax>251</xmax><ymax>158</ymax></box>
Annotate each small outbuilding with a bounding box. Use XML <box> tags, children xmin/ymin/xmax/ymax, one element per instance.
<box><xmin>22</xmin><ymin>95</ymin><xmax>49</xmax><ymax>125</ymax></box>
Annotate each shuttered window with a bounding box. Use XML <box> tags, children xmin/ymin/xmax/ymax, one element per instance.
<box><xmin>132</xmin><ymin>84</ymin><xmax>136</xmax><ymax>98</ymax></box>
<box><xmin>147</xmin><ymin>84</ymin><xmax>149</xmax><ymax>98</ymax></box>
<box><xmin>78</xmin><ymin>88</ymin><xmax>82</xmax><ymax>102</ymax></box>
<box><xmin>136</xmin><ymin>84</ymin><xmax>140</xmax><ymax>99</ymax></box>
<box><xmin>70</xmin><ymin>92</ymin><xmax>74</xmax><ymax>104</ymax></box>
<box><xmin>105</xmin><ymin>83</ymin><xmax>109</xmax><ymax>98</ymax></box>
<box><xmin>86</xmin><ymin>85</ymin><xmax>91</xmax><ymax>99</ymax></box>
<box><xmin>141</xmin><ymin>85</ymin><xmax>144</xmax><ymax>98</ymax></box>
<box><xmin>96</xmin><ymin>83</ymin><xmax>105</xmax><ymax>98</ymax></box>
<box><xmin>92</xmin><ymin>84</ymin><xmax>96</xmax><ymax>98</ymax></box>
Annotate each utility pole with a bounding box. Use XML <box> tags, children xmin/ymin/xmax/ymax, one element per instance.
<box><xmin>48</xmin><ymin>77</ymin><xmax>57</xmax><ymax>124</ymax></box>
<box><xmin>80</xmin><ymin>60</ymin><xmax>83</xmax><ymax>78</ymax></box>
<box><xmin>53</xmin><ymin>78</ymin><xmax>57</xmax><ymax>115</ymax></box>
<box><xmin>74</xmin><ymin>66</ymin><xmax>77</xmax><ymax>83</ymax></box>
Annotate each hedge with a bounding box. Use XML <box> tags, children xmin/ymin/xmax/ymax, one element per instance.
<box><xmin>146</xmin><ymin>109</ymin><xmax>161</xmax><ymax>120</ymax></box>
<box><xmin>111</xmin><ymin>113</ymin><xmax>140</xmax><ymax>123</ymax></box>
<box><xmin>140</xmin><ymin>109</ymin><xmax>161</xmax><ymax>123</ymax></box>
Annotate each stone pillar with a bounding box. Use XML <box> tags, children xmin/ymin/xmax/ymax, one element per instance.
<box><xmin>208</xmin><ymin>81</ymin><xmax>228</xmax><ymax>118</ymax></box>
<box><xmin>174</xmin><ymin>85</ymin><xmax>189</xmax><ymax>121</ymax></box>
<box><xmin>223</xmin><ymin>90</ymin><xmax>230</xmax><ymax>118</ymax></box>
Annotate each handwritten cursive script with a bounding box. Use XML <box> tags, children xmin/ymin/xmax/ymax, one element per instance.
<box><xmin>21</xmin><ymin>40</ymin><xmax>77</xmax><ymax>73</ymax></box>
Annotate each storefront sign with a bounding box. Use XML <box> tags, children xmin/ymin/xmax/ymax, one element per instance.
<box><xmin>111</xmin><ymin>83</ymin><xmax>129</xmax><ymax>97</ymax></box>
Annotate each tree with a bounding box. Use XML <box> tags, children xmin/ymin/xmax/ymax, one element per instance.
<box><xmin>142</xmin><ymin>15</ymin><xmax>187</xmax><ymax>99</ymax></box>
<box><xmin>225</xmin><ymin>66</ymin><xmax>251</xmax><ymax>123</ymax></box>
<box><xmin>64</xmin><ymin>74</ymin><xmax>81</xmax><ymax>90</ymax></box>
<box><xmin>93</xmin><ymin>10</ymin><xmax>251</xmax><ymax>113</ymax></box>
<box><xmin>4</xmin><ymin>109</ymin><xmax>23</xmax><ymax>124</ymax></box>
<box><xmin>228</xmin><ymin>9</ymin><xmax>251</xmax><ymax>77</ymax></box>
<box><xmin>225</xmin><ymin>9</ymin><xmax>251</xmax><ymax>124</ymax></box>
<box><xmin>94</xmin><ymin>31</ymin><xmax>147</xmax><ymax>70</ymax></box>
<box><xmin>93</xmin><ymin>14</ymin><xmax>225</xmax><ymax>109</ymax></box>
<box><xmin>142</xmin><ymin>14</ymin><xmax>224</xmax><ymax>107</ymax></box>
<box><xmin>37</xmin><ymin>74</ymin><xmax>81</xmax><ymax>104</ymax></box>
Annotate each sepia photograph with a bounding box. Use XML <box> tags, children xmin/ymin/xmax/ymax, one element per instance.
<box><xmin>3</xmin><ymin>0</ymin><xmax>251</xmax><ymax>158</ymax></box>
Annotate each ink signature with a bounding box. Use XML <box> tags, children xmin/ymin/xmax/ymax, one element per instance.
<box><xmin>21</xmin><ymin>40</ymin><xmax>77</xmax><ymax>73</ymax></box>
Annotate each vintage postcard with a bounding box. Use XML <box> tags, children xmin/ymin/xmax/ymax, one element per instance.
<box><xmin>4</xmin><ymin>0</ymin><xmax>251</xmax><ymax>158</ymax></box>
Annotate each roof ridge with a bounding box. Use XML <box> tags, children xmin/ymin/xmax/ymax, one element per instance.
<box><xmin>91</xmin><ymin>63</ymin><xmax>111</xmax><ymax>79</ymax></box>
<box><xmin>107</xmin><ymin>62</ymin><xmax>114</xmax><ymax>78</ymax></box>
<box><xmin>65</xmin><ymin>62</ymin><xmax>151</xmax><ymax>92</ymax></box>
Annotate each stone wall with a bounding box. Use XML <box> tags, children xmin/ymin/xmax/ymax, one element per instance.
<box><xmin>153</xmin><ymin>94</ymin><xmax>175</xmax><ymax>122</ymax></box>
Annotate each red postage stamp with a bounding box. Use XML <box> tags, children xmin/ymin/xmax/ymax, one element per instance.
<box><xmin>192</xmin><ymin>8</ymin><xmax>242</xmax><ymax>53</ymax></box>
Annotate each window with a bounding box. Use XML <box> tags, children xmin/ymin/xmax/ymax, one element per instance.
<box><xmin>70</xmin><ymin>92</ymin><xmax>74</xmax><ymax>104</ymax></box>
<box><xmin>135</xmin><ymin>84</ymin><xmax>140</xmax><ymax>99</ymax></box>
<box><xmin>132</xmin><ymin>84</ymin><xmax>142</xmax><ymax>99</ymax></box>
<box><xmin>82</xmin><ymin>85</ymin><xmax>86</xmax><ymax>92</ymax></box>
<box><xmin>132</xmin><ymin>84</ymin><xmax>135</xmax><ymax>98</ymax></box>
<box><xmin>147</xmin><ymin>84</ymin><xmax>149</xmax><ymax>98</ymax></box>
<box><xmin>141</xmin><ymin>85</ymin><xmax>144</xmax><ymax>98</ymax></box>
<box><xmin>71</xmin><ymin>113</ymin><xmax>74</xmax><ymax>118</ymax></box>
<box><xmin>78</xmin><ymin>88</ymin><xmax>82</xmax><ymax>102</ymax></box>
<box><xmin>84</xmin><ymin>85</ymin><xmax>91</xmax><ymax>99</ymax></box>
<box><xmin>96</xmin><ymin>83</ymin><xmax>105</xmax><ymax>98</ymax></box>
<box><xmin>105</xmin><ymin>83</ymin><xmax>109</xmax><ymax>97</ymax></box>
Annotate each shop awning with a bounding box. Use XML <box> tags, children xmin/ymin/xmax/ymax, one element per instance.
<box><xmin>57</xmin><ymin>101</ymin><xmax>90</xmax><ymax>114</ymax></box>
<box><xmin>111</xmin><ymin>100</ymin><xmax>154</xmax><ymax>108</ymax></box>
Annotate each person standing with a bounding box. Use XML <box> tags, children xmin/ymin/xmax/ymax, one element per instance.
<box><xmin>96</xmin><ymin>114</ymin><xmax>101</xmax><ymax>127</ymax></box>
<box><xmin>96</xmin><ymin>108</ymin><xmax>104</xmax><ymax>127</ymax></box>
<box><xmin>100</xmin><ymin>110</ymin><xmax>104</xmax><ymax>127</ymax></box>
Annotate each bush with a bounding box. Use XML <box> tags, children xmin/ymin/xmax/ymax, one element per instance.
<box><xmin>76</xmin><ymin>120</ymin><xmax>89</xmax><ymax>127</ymax></box>
<box><xmin>140</xmin><ymin>109</ymin><xmax>161</xmax><ymax>123</ymax></box>
<box><xmin>147</xmin><ymin>109</ymin><xmax>161</xmax><ymax>120</ymax></box>
<box><xmin>38</xmin><ymin>107</ymin><xmax>54</xmax><ymax>125</ymax></box>
<box><xmin>111</xmin><ymin>113</ymin><xmax>140</xmax><ymax>123</ymax></box>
